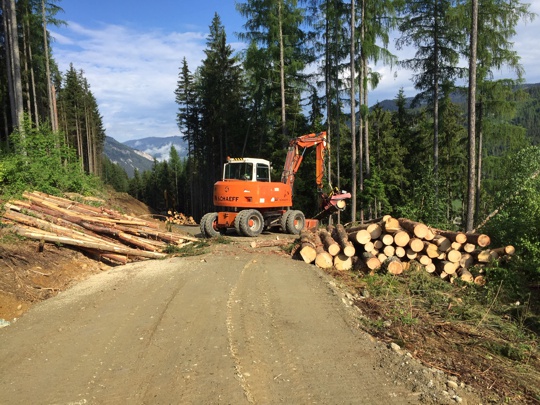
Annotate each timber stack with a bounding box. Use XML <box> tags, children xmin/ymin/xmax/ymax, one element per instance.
<box><xmin>296</xmin><ymin>215</ymin><xmax>514</xmax><ymax>285</ymax></box>
<box><xmin>1</xmin><ymin>191</ymin><xmax>198</xmax><ymax>264</ymax></box>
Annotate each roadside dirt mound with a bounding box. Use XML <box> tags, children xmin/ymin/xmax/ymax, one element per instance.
<box><xmin>0</xmin><ymin>191</ymin><xmax>163</xmax><ymax>321</ymax></box>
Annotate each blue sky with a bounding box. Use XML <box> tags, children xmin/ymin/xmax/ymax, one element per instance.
<box><xmin>50</xmin><ymin>1</ymin><xmax>540</xmax><ymax>143</ymax></box>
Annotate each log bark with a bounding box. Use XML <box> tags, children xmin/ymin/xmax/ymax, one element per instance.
<box><xmin>319</xmin><ymin>229</ymin><xmax>341</xmax><ymax>256</ymax></box>
<box><xmin>490</xmin><ymin>245</ymin><xmax>515</xmax><ymax>256</ymax></box>
<box><xmin>465</xmin><ymin>233</ymin><xmax>491</xmax><ymax>247</ymax></box>
<box><xmin>333</xmin><ymin>224</ymin><xmax>355</xmax><ymax>257</ymax></box>
<box><xmin>398</xmin><ymin>218</ymin><xmax>428</xmax><ymax>239</ymax></box>
<box><xmin>433</xmin><ymin>229</ymin><xmax>467</xmax><ymax>244</ymax></box>
<box><xmin>11</xmin><ymin>225</ymin><xmax>167</xmax><ymax>259</ymax></box>
<box><xmin>313</xmin><ymin>233</ymin><xmax>333</xmax><ymax>269</ymax></box>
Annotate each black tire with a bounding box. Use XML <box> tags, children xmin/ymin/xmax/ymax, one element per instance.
<box><xmin>239</xmin><ymin>209</ymin><xmax>264</xmax><ymax>237</ymax></box>
<box><xmin>199</xmin><ymin>213</ymin><xmax>212</xmax><ymax>237</ymax></box>
<box><xmin>234</xmin><ymin>210</ymin><xmax>248</xmax><ymax>236</ymax></box>
<box><xmin>203</xmin><ymin>212</ymin><xmax>221</xmax><ymax>238</ymax></box>
<box><xmin>280</xmin><ymin>210</ymin><xmax>291</xmax><ymax>233</ymax></box>
<box><xmin>285</xmin><ymin>210</ymin><xmax>305</xmax><ymax>235</ymax></box>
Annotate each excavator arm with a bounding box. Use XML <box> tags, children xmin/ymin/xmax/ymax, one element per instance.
<box><xmin>281</xmin><ymin>131</ymin><xmax>327</xmax><ymax>191</ymax></box>
<box><xmin>281</xmin><ymin>131</ymin><xmax>351</xmax><ymax>219</ymax></box>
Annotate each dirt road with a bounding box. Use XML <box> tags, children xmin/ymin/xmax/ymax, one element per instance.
<box><xmin>0</xmin><ymin>240</ymin><xmax>427</xmax><ymax>404</ymax></box>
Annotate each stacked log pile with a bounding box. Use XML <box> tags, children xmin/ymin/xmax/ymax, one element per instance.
<box><xmin>166</xmin><ymin>210</ymin><xmax>197</xmax><ymax>226</ymax></box>
<box><xmin>1</xmin><ymin>191</ymin><xmax>198</xmax><ymax>264</ymax></box>
<box><xmin>297</xmin><ymin>215</ymin><xmax>514</xmax><ymax>284</ymax></box>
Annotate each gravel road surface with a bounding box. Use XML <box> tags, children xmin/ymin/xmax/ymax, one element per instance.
<box><xmin>0</xmin><ymin>241</ymin><xmax>435</xmax><ymax>404</ymax></box>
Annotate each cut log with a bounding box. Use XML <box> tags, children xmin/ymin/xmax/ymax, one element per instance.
<box><xmin>471</xmin><ymin>249</ymin><xmax>498</xmax><ymax>263</ymax></box>
<box><xmin>383</xmin><ymin>217</ymin><xmax>401</xmax><ymax>233</ymax></box>
<box><xmin>383</xmin><ymin>245</ymin><xmax>395</xmax><ymax>257</ymax></box>
<box><xmin>381</xmin><ymin>233</ymin><xmax>394</xmax><ymax>246</ymax></box>
<box><xmin>319</xmin><ymin>229</ymin><xmax>341</xmax><ymax>256</ymax></box>
<box><xmin>313</xmin><ymin>233</ymin><xmax>333</xmax><ymax>269</ymax></box>
<box><xmin>474</xmin><ymin>275</ymin><xmax>486</xmax><ymax>286</ymax></box>
<box><xmin>395</xmin><ymin>246</ymin><xmax>406</xmax><ymax>258</ymax></box>
<box><xmin>463</xmin><ymin>243</ymin><xmax>476</xmax><ymax>253</ymax></box>
<box><xmin>377</xmin><ymin>253</ymin><xmax>388</xmax><ymax>263</ymax></box>
<box><xmin>393</xmin><ymin>231</ymin><xmax>410</xmax><ymax>247</ymax></box>
<box><xmin>334</xmin><ymin>254</ymin><xmax>353</xmax><ymax>271</ymax></box>
<box><xmin>425</xmin><ymin>262</ymin><xmax>436</xmax><ymax>273</ymax></box>
<box><xmin>433</xmin><ymin>229</ymin><xmax>467</xmax><ymax>244</ymax></box>
<box><xmin>405</xmin><ymin>248</ymin><xmax>417</xmax><ymax>260</ymax></box>
<box><xmin>408</xmin><ymin>238</ymin><xmax>424</xmax><ymax>253</ymax></box>
<box><xmin>459</xmin><ymin>253</ymin><xmax>474</xmax><ymax>268</ymax></box>
<box><xmin>433</xmin><ymin>235</ymin><xmax>452</xmax><ymax>252</ymax></box>
<box><xmin>11</xmin><ymin>225</ymin><xmax>167</xmax><ymax>259</ymax></box>
<box><xmin>446</xmin><ymin>249</ymin><xmax>462</xmax><ymax>264</ymax></box>
<box><xmin>367</xmin><ymin>223</ymin><xmax>383</xmax><ymax>239</ymax></box>
<box><xmin>363</xmin><ymin>241</ymin><xmax>375</xmax><ymax>253</ymax></box>
<box><xmin>491</xmin><ymin>245</ymin><xmax>515</xmax><ymax>256</ymax></box>
<box><xmin>465</xmin><ymin>233</ymin><xmax>491</xmax><ymax>247</ymax></box>
<box><xmin>383</xmin><ymin>256</ymin><xmax>404</xmax><ymax>275</ymax></box>
<box><xmin>332</xmin><ymin>224</ymin><xmax>356</xmax><ymax>257</ymax></box>
<box><xmin>457</xmin><ymin>268</ymin><xmax>474</xmax><ymax>283</ymax></box>
<box><xmin>423</xmin><ymin>242</ymin><xmax>439</xmax><ymax>258</ymax></box>
<box><xmin>349</xmin><ymin>229</ymin><xmax>371</xmax><ymax>245</ymax></box>
<box><xmin>424</xmin><ymin>227</ymin><xmax>436</xmax><ymax>241</ymax></box>
<box><xmin>398</xmin><ymin>218</ymin><xmax>429</xmax><ymax>239</ymax></box>
<box><xmin>451</xmin><ymin>242</ymin><xmax>462</xmax><ymax>251</ymax></box>
<box><xmin>299</xmin><ymin>231</ymin><xmax>317</xmax><ymax>263</ymax></box>
<box><xmin>373</xmin><ymin>240</ymin><xmax>384</xmax><ymax>250</ymax></box>
<box><xmin>418</xmin><ymin>255</ymin><xmax>432</xmax><ymax>266</ymax></box>
<box><xmin>436</xmin><ymin>260</ymin><xmax>458</xmax><ymax>275</ymax></box>
<box><xmin>363</xmin><ymin>252</ymin><xmax>382</xmax><ymax>271</ymax></box>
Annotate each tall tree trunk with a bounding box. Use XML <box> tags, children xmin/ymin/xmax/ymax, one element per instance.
<box><xmin>358</xmin><ymin>0</ymin><xmax>365</xmax><ymax>223</ymax></box>
<box><xmin>325</xmin><ymin>3</ymin><xmax>332</xmax><ymax>224</ymax></box>
<box><xmin>25</xmin><ymin>18</ymin><xmax>40</xmax><ymax>129</ymax></box>
<box><xmin>363</xmin><ymin>56</ymin><xmax>370</xmax><ymax>178</ymax></box>
<box><xmin>6</xmin><ymin>0</ymin><xmax>25</xmax><ymax>136</ymax></box>
<box><xmin>43</xmin><ymin>0</ymin><xmax>57</xmax><ymax>131</ymax></box>
<box><xmin>466</xmin><ymin>0</ymin><xmax>478</xmax><ymax>232</ymax></box>
<box><xmin>278</xmin><ymin>0</ymin><xmax>286</xmax><ymax>138</ymax></box>
<box><xmin>350</xmin><ymin>0</ymin><xmax>357</xmax><ymax>222</ymax></box>
<box><xmin>475</xmin><ymin>100</ymin><xmax>483</xmax><ymax>219</ymax></box>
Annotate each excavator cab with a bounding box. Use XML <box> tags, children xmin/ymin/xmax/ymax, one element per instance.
<box><xmin>223</xmin><ymin>157</ymin><xmax>271</xmax><ymax>182</ymax></box>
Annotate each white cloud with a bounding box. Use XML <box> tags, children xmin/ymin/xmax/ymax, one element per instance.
<box><xmin>51</xmin><ymin>22</ymin><xmax>209</xmax><ymax>142</ymax></box>
<box><xmin>51</xmin><ymin>11</ymin><xmax>539</xmax><ymax>143</ymax></box>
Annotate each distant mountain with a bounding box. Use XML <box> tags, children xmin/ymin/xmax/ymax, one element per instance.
<box><xmin>103</xmin><ymin>136</ymin><xmax>188</xmax><ymax>178</ymax></box>
<box><xmin>103</xmin><ymin>136</ymin><xmax>155</xmax><ymax>178</ymax></box>
<box><xmin>123</xmin><ymin>136</ymin><xmax>188</xmax><ymax>162</ymax></box>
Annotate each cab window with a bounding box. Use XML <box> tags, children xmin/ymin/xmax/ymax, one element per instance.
<box><xmin>256</xmin><ymin>164</ymin><xmax>270</xmax><ymax>182</ymax></box>
<box><xmin>224</xmin><ymin>162</ymin><xmax>253</xmax><ymax>180</ymax></box>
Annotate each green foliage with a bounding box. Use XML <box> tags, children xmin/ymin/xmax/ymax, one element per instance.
<box><xmin>0</xmin><ymin>118</ymin><xmax>100</xmax><ymax>197</ymax></box>
<box><xmin>483</xmin><ymin>146</ymin><xmax>540</xmax><ymax>280</ymax></box>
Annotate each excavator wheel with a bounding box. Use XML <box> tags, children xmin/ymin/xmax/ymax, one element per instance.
<box><xmin>239</xmin><ymin>209</ymin><xmax>264</xmax><ymax>237</ymax></box>
<box><xmin>280</xmin><ymin>210</ymin><xmax>291</xmax><ymax>233</ymax></box>
<box><xmin>285</xmin><ymin>210</ymin><xmax>305</xmax><ymax>235</ymax></box>
<box><xmin>234</xmin><ymin>210</ymin><xmax>248</xmax><ymax>235</ymax></box>
<box><xmin>199</xmin><ymin>213</ymin><xmax>212</xmax><ymax>237</ymax></box>
<box><xmin>203</xmin><ymin>212</ymin><xmax>221</xmax><ymax>238</ymax></box>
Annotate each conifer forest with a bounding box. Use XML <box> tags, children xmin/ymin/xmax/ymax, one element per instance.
<box><xmin>1</xmin><ymin>0</ymin><xmax>540</xmax><ymax>271</ymax></box>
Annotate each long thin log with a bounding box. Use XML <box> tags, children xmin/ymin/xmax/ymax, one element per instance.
<box><xmin>11</xmin><ymin>225</ymin><xmax>167</xmax><ymax>259</ymax></box>
<box><xmin>465</xmin><ymin>233</ymin><xmax>491</xmax><ymax>248</ymax></box>
<box><xmin>332</xmin><ymin>224</ymin><xmax>355</xmax><ymax>257</ymax></box>
<box><xmin>313</xmin><ymin>233</ymin><xmax>333</xmax><ymax>269</ymax></box>
<box><xmin>319</xmin><ymin>229</ymin><xmax>341</xmax><ymax>256</ymax></box>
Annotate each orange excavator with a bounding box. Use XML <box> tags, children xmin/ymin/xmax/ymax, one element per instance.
<box><xmin>199</xmin><ymin>131</ymin><xmax>351</xmax><ymax>237</ymax></box>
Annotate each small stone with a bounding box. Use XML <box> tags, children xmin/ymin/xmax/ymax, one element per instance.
<box><xmin>447</xmin><ymin>380</ymin><xmax>459</xmax><ymax>390</ymax></box>
<box><xmin>453</xmin><ymin>395</ymin><xmax>463</xmax><ymax>403</ymax></box>
<box><xmin>383</xmin><ymin>320</ymin><xmax>392</xmax><ymax>328</ymax></box>
<box><xmin>390</xmin><ymin>342</ymin><xmax>402</xmax><ymax>353</ymax></box>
